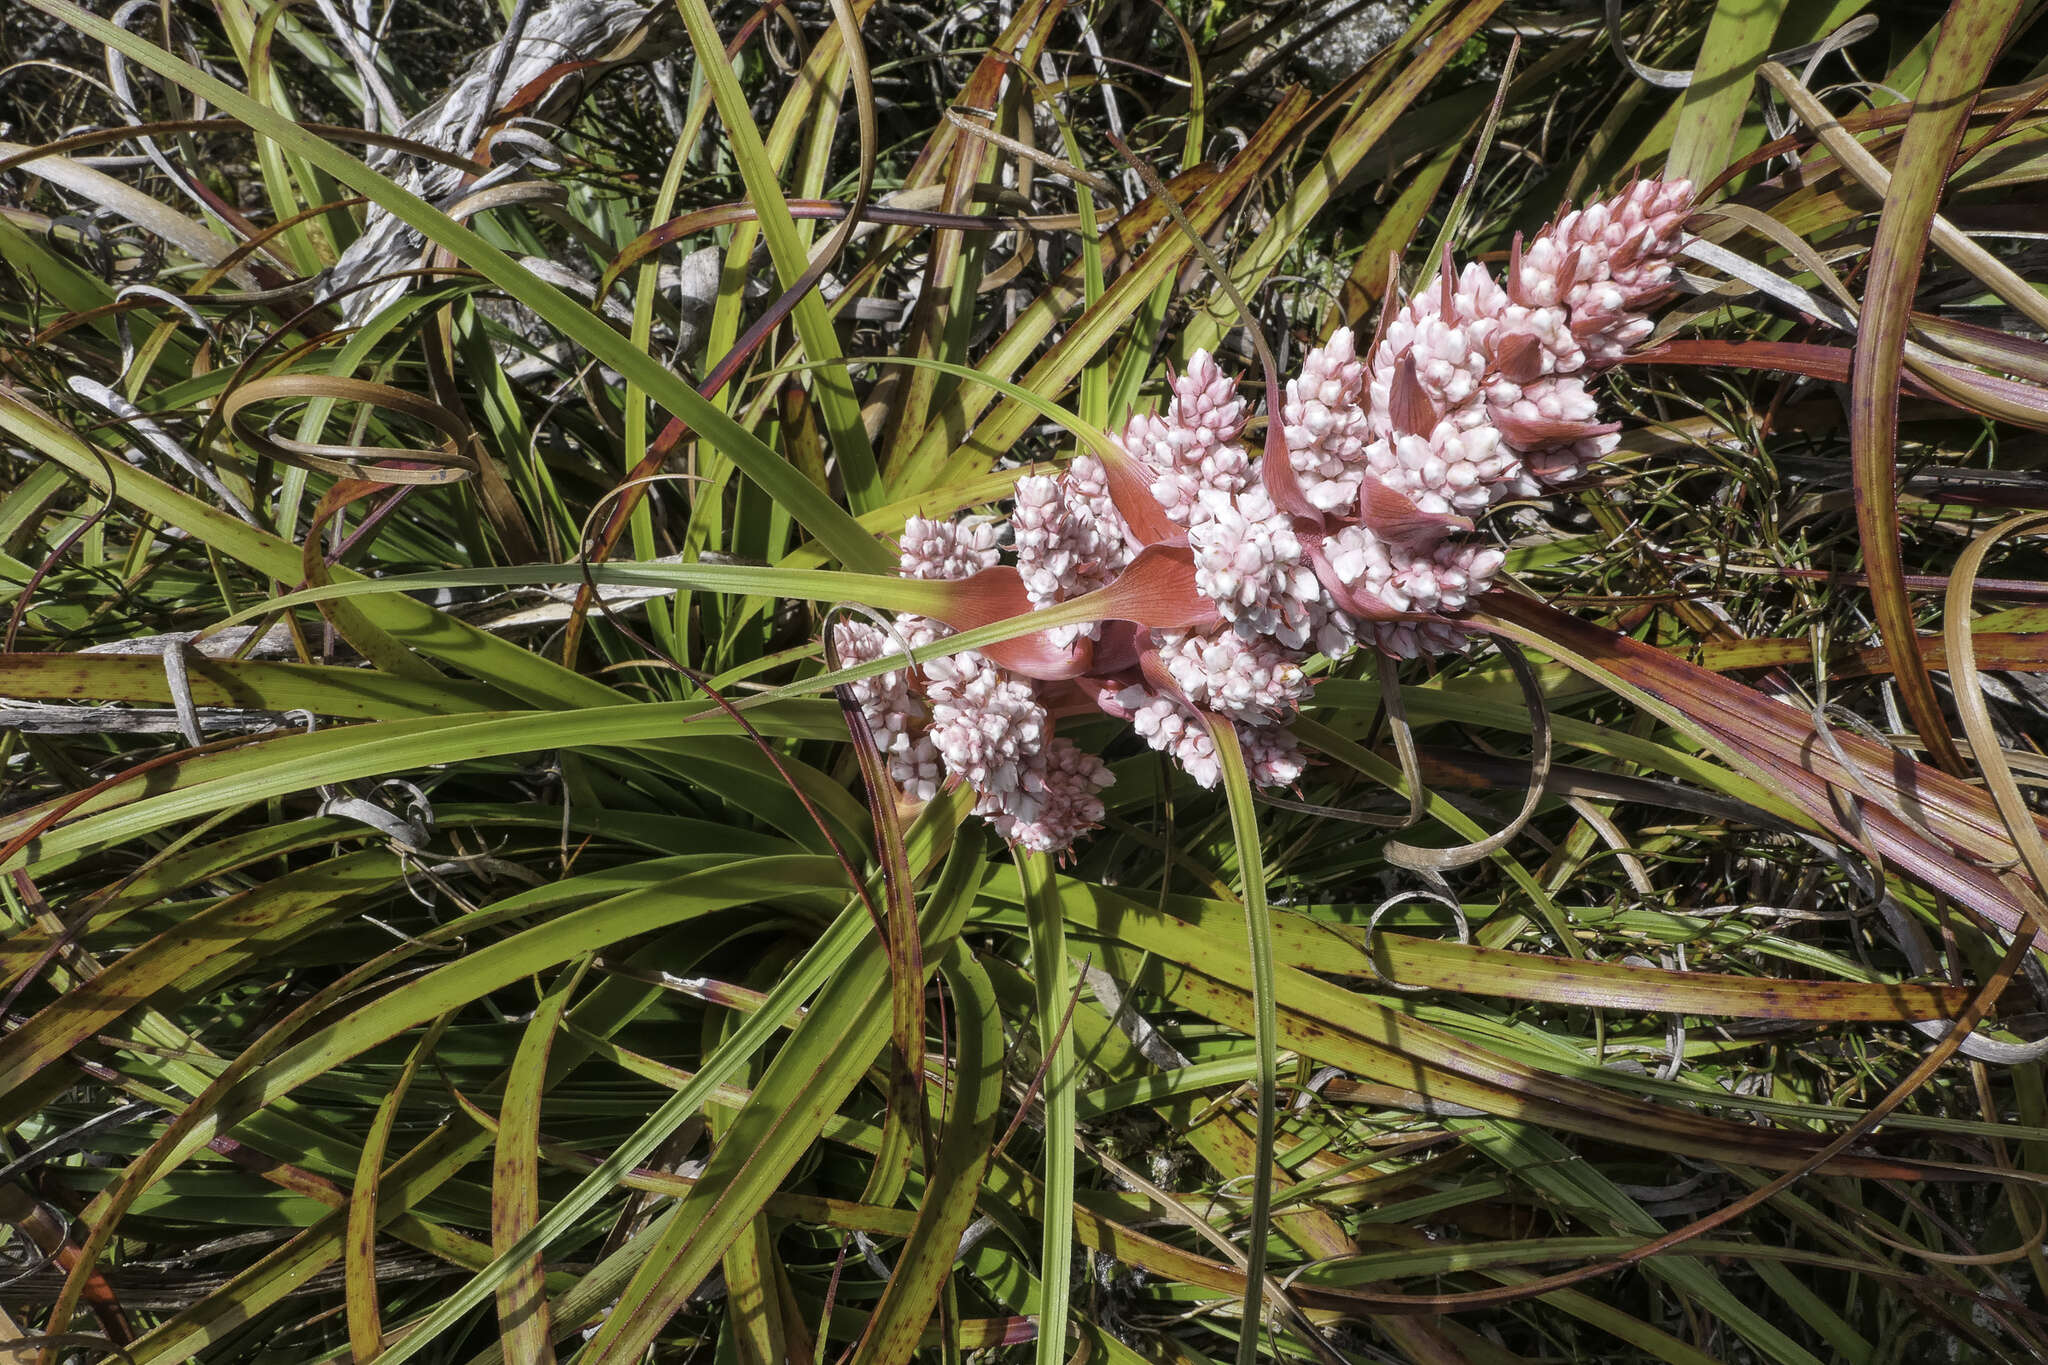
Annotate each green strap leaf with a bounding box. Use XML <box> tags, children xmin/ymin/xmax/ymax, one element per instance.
<box><xmin>1207</xmin><ymin>719</ymin><xmax>1277</xmax><ymax>1365</ymax></box>
<box><xmin>20</xmin><ymin>0</ymin><xmax>892</xmax><ymax>576</ymax></box>
<box><xmin>846</xmin><ymin>944</ymin><xmax>1005</xmax><ymax>1365</ymax></box>
<box><xmin>1018</xmin><ymin>849</ymin><xmax>1077</xmax><ymax>1365</ymax></box>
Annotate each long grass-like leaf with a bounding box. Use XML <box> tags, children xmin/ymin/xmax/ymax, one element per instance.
<box><xmin>1016</xmin><ymin>849</ymin><xmax>1077</xmax><ymax>1365</ymax></box>
<box><xmin>20</xmin><ymin>0</ymin><xmax>892</xmax><ymax>574</ymax></box>
<box><xmin>575</xmin><ymin>832</ymin><xmax>978</xmax><ymax>1364</ymax></box>
<box><xmin>1204</xmin><ymin>720</ymin><xmax>1277</xmax><ymax>1365</ymax></box>
<box><xmin>846</xmin><ymin>945</ymin><xmax>1004</xmax><ymax>1365</ymax></box>
<box><xmin>1846</xmin><ymin>0</ymin><xmax>2020</xmax><ymax>776</ymax></box>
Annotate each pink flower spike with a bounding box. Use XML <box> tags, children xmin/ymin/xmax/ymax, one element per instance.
<box><xmin>1370</xmin><ymin>618</ymin><xmax>1479</xmax><ymax>660</ymax></box>
<box><xmin>1120</xmin><ymin>686</ymin><xmax>1222</xmax><ymax>789</ymax></box>
<box><xmin>898</xmin><ymin>515</ymin><xmax>1000</xmax><ymax>580</ymax></box>
<box><xmin>1238</xmin><ymin>722</ymin><xmax>1307</xmax><ymax>788</ymax></box>
<box><xmin>1519</xmin><ymin>178</ymin><xmax>1695</xmax><ymax>369</ymax></box>
<box><xmin>821</xmin><ymin>179</ymin><xmax>1696</xmax><ymax>852</ymax></box>
<box><xmin>925</xmin><ymin>650</ymin><xmax>1050</xmax><ymax>816</ymax></box>
<box><xmin>1186</xmin><ymin>486</ymin><xmax>1320</xmax><ymax>649</ymax></box>
<box><xmin>831</xmin><ymin>619</ymin><xmax>943</xmax><ymax>802</ymax></box>
<box><xmin>1323</xmin><ymin>523</ymin><xmax>1503</xmax><ymax>619</ymax></box>
<box><xmin>1280</xmin><ymin>326</ymin><xmax>1372</xmax><ymax>517</ymax></box>
<box><xmin>1156</xmin><ymin>627</ymin><xmax>1312</xmax><ymax>723</ymax></box>
<box><xmin>1119</xmin><ymin>383</ymin><xmax>1252</xmax><ymax>525</ymax></box>
<box><xmin>1364</xmin><ymin>288</ymin><xmax>1493</xmax><ymax>452</ymax></box>
<box><xmin>1171</xmin><ymin>349</ymin><xmax>1250</xmax><ymax>444</ymax></box>
<box><xmin>1013</xmin><ymin>460</ymin><xmax>1133</xmax><ymax>644</ymax></box>
<box><xmin>983</xmin><ymin>737</ymin><xmax>1114</xmax><ymax>853</ymax></box>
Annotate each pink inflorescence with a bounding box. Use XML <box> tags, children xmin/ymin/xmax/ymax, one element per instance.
<box><xmin>832</xmin><ymin>181</ymin><xmax>1692</xmax><ymax>851</ymax></box>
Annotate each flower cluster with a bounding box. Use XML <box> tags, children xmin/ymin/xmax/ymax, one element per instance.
<box><xmin>832</xmin><ymin>181</ymin><xmax>1692</xmax><ymax>851</ymax></box>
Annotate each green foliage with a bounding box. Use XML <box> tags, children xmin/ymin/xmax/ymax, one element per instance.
<box><xmin>2</xmin><ymin>2</ymin><xmax>2048</xmax><ymax>1363</ymax></box>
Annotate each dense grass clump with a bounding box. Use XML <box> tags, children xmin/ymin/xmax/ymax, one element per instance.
<box><xmin>3</xmin><ymin>2</ymin><xmax>2048</xmax><ymax>1362</ymax></box>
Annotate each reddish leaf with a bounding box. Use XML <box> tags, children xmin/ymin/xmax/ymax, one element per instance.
<box><xmin>1093</xmin><ymin>442</ymin><xmax>1183</xmax><ymax>549</ymax></box>
<box><xmin>1489</xmin><ymin>405</ymin><xmax>1620</xmax><ymax>451</ymax></box>
<box><xmin>1479</xmin><ymin>591</ymin><xmax>2048</xmax><ymax>948</ymax></box>
<box><xmin>1088</xmin><ymin>544</ymin><xmax>1222</xmax><ymax>631</ymax></box>
<box><xmin>1388</xmin><ymin>354</ymin><xmax>1438</xmax><ymax>437</ymax></box>
<box><xmin>1306</xmin><ymin>541</ymin><xmax>1409</xmax><ymax>622</ymax></box>
<box><xmin>1357</xmin><ymin>475</ymin><xmax>1472</xmax><ymax>549</ymax></box>
<box><xmin>929</xmin><ymin>566</ymin><xmax>1094</xmax><ymax>680</ymax></box>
